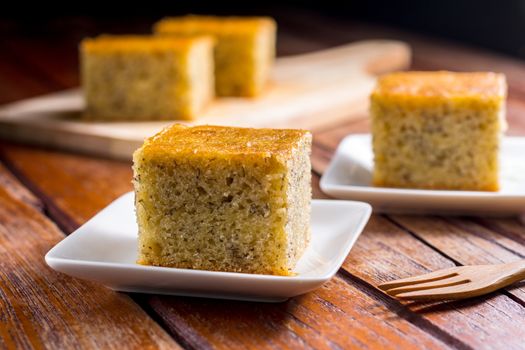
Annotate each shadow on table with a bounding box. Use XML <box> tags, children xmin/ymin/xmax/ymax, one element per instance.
<box><xmin>403</xmin><ymin>294</ymin><xmax>505</xmax><ymax>314</ymax></box>
<box><xmin>130</xmin><ymin>291</ymin><xmax>305</xmax><ymax>345</ymax></box>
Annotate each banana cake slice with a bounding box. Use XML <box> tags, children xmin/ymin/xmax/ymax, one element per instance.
<box><xmin>370</xmin><ymin>71</ymin><xmax>507</xmax><ymax>191</ymax></box>
<box><xmin>81</xmin><ymin>35</ymin><xmax>214</xmax><ymax>121</ymax></box>
<box><xmin>154</xmin><ymin>15</ymin><xmax>276</xmax><ymax>97</ymax></box>
<box><xmin>133</xmin><ymin>124</ymin><xmax>311</xmax><ymax>275</ymax></box>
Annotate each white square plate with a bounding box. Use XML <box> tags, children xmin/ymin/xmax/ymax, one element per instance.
<box><xmin>45</xmin><ymin>192</ymin><xmax>371</xmax><ymax>302</ymax></box>
<box><xmin>320</xmin><ymin>134</ymin><xmax>525</xmax><ymax>216</ymax></box>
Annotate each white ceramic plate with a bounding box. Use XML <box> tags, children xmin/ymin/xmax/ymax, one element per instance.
<box><xmin>320</xmin><ymin>134</ymin><xmax>525</xmax><ymax>216</ymax></box>
<box><xmin>45</xmin><ymin>192</ymin><xmax>371</xmax><ymax>302</ymax></box>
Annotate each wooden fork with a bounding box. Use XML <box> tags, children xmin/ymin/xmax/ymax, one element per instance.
<box><xmin>378</xmin><ymin>260</ymin><xmax>525</xmax><ymax>301</ymax></box>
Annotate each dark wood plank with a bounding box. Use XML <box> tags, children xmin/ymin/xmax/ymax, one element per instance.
<box><xmin>0</xmin><ymin>143</ymin><xmax>132</xmax><ymax>229</ymax></box>
<box><xmin>0</xmin><ymin>50</ymin><xmax>54</xmax><ymax>104</ymax></box>
<box><xmin>2</xmin><ymin>37</ymin><xmax>77</xmax><ymax>89</ymax></box>
<box><xmin>476</xmin><ymin>217</ymin><xmax>525</xmax><ymax>247</ymax></box>
<box><xmin>0</xmin><ymin>162</ymin><xmax>178</xmax><ymax>349</ymax></box>
<box><xmin>0</xmin><ymin>162</ymin><xmax>41</xmax><ymax>209</ymax></box>
<box><xmin>145</xmin><ymin>275</ymin><xmax>451</xmax><ymax>350</ymax></box>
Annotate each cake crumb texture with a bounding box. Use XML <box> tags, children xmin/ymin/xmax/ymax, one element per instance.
<box><xmin>133</xmin><ymin>124</ymin><xmax>311</xmax><ymax>275</ymax></box>
<box><xmin>81</xmin><ymin>35</ymin><xmax>214</xmax><ymax>121</ymax></box>
<box><xmin>155</xmin><ymin>15</ymin><xmax>276</xmax><ymax>97</ymax></box>
<box><xmin>371</xmin><ymin>71</ymin><xmax>506</xmax><ymax>191</ymax></box>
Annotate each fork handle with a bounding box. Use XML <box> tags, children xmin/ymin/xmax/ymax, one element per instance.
<box><xmin>502</xmin><ymin>260</ymin><xmax>525</xmax><ymax>286</ymax></box>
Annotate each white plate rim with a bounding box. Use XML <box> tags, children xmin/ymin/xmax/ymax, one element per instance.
<box><xmin>45</xmin><ymin>193</ymin><xmax>372</xmax><ymax>299</ymax></box>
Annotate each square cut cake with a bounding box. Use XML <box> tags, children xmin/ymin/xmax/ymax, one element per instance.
<box><xmin>370</xmin><ymin>71</ymin><xmax>507</xmax><ymax>191</ymax></box>
<box><xmin>154</xmin><ymin>15</ymin><xmax>276</xmax><ymax>97</ymax></box>
<box><xmin>133</xmin><ymin>124</ymin><xmax>311</xmax><ymax>275</ymax></box>
<box><xmin>81</xmin><ymin>35</ymin><xmax>214</xmax><ymax>120</ymax></box>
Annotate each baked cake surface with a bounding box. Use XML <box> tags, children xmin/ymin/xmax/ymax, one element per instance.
<box><xmin>154</xmin><ymin>15</ymin><xmax>276</xmax><ymax>97</ymax></box>
<box><xmin>81</xmin><ymin>35</ymin><xmax>214</xmax><ymax>120</ymax></box>
<box><xmin>133</xmin><ymin>124</ymin><xmax>311</xmax><ymax>275</ymax></box>
<box><xmin>371</xmin><ymin>71</ymin><xmax>506</xmax><ymax>191</ymax></box>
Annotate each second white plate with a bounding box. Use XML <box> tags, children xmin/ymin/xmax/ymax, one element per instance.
<box><xmin>320</xmin><ymin>134</ymin><xmax>525</xmax><ymax>216</ymax></box>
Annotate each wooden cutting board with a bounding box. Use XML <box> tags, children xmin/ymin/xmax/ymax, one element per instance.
<box><xmin>0</xmin><ymin>40</ymin><xmax>410</xmax><ymax>160</ymax></box>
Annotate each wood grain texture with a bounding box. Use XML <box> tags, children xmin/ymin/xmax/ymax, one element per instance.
<box><xmin>476</xmin><ymin>217</ymin><xmax>525</xmax><ymax>247</ymax></box>
<box><xmin>145</xmin><ymin>275</ymin><xmax>450</xmax><ymax>350</ymax></box>
<box><xmin>1</xmin><ymin>9</ymin><xmax>525</xmax><ymax>349</ymax></box>
<box><xmin>0</xmin><ymin>161</ymin><xmax>41</xmax><ymax>209</ymax></box>
<box><xmin>0</xmin><ymin>164</ymin><xmax>178</xmax><ymax>350</ymax></box>
<box><xmin>0</xmin><ymin>144</ymin><xmax>133</xmax><ymax>229</ymax></box>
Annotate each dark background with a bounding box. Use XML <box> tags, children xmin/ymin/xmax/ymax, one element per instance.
<box><xmin>1</xmin><ymin>0</ymin><xmax>524</xmax><ymax>58</ymax></box>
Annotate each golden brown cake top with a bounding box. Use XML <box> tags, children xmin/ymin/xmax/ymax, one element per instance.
<box><xmin>81</xmin><ymin>35</ymin><xmax>213</xmax><ymax>53</ymax></box>
<box><xmin>373</xmin><ymin>71</ymin><xmax>507</xmax><ymax>99</ymax></box>
<box><xmin>139</xmin><ymin>124</ymin><xmax>309</xmax><ymax>160</ymax></box>
<box><xmin>154</xmin><ymin>15</ymin><xmax>276</xmax><ymax>35</ymax></box>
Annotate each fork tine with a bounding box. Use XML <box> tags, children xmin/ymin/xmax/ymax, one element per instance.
<box><xmin>384</xmin><ymin>276</ymin><xmax>470</xmax><ymax>296</ymax></box>
<box><xmin>395</xmin><ymin>283</ymin><xmax>489</xmax><ymax>301</ymax></box>
<box><xmin>377</xmin><ymin>267</ymin><xmax>459</xmax><ymax>291</ymax></box>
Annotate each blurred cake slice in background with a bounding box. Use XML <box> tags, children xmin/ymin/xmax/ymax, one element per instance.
<box><xmin>81</xmin><ymin>35</ymin><xmax>214</xmax><ymax>121</ymax></box>
<box><xmin>154</xmin><ymin>15</ymin><xmax>276</xmax><ymax>97</ymax></box>
<box><xmin>370</xmin><ymin>71</ymin><xmax>507</xmax><ymax>191</ymax></box>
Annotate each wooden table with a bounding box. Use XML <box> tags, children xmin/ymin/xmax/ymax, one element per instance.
<box><xmin>1</xmin><ymin>11</ymin><xmax>525</xmax><ymax>349</ymax></box>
